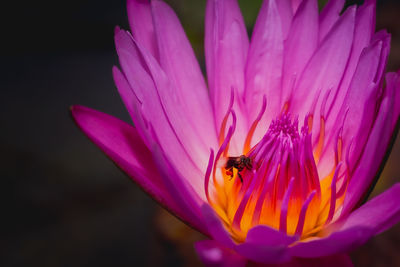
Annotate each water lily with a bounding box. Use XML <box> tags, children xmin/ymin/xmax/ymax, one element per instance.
<box><xmin>71</xmin><ymin>0</ymin><xmax>400</xmax><ymax>265</ymax></box>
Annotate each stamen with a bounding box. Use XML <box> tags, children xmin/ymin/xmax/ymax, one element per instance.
<box><xmin>314</xmin><ymin>117</ymin><xmax>325</xmax><ymax>163</ymax></box>
<box><xmin>282</xmin><ymin>73</ymin><xmax>298</xmax><ymax>113</ymax></box>
<box><xmin>223</xmin><ymin>110</ymin><xmax>237</xmax><ymax>157</ymax></box>
<box><xmin>336</xmin><ymin>139</ymin><xmax>353</xmax><ymax>198</ymax></box>
<box><xmin>243</xmin><ymin>95</ymin><xmax>267</xmax><ymax>154</ymax></box>
<box><xmin>335</xmin><ymin>127</ymin><xmax>343</xmax><ymax>165</ymax></box>
<box><xmin>312</xmin><ymin>89</ymin><xmax>331</xmax><ymax>163</ymax></box>
<box><xmin>306</xmin><ymin>88</ymin><xmax>323</xmax><ymax>132</ymax></box>
<box><xmin>295</xmin><ymin>190</ymin><xmax>317</xmax><ymax>236</ymax></box>
<box><xmin>218</xmin><ymin>88</ymin><xmax>234</xmax><ymax>145</ymax></box>
<box><xmin>320</xmin><ymin>89</ymin><xmax>332</xmax><ymax>119</ymax></box>
<box><xmin>251</xmin><ymin>156</ymin><xmax>280</xmax><ymax>227</ymax></box>
<box><xmin>326</xmin><ymin>163</ymin><xmax>343</xmax><ymax>224</ymax></box>
<box><xmin>232</xmin><ymin>169</ymin><xmax>259</xmax><ymax>231</ymax></box>
<box><xmin>211</xmin><ymin>111</ymin><xmax>236</xmax><ymax>205</ymax></box>
<box><xmin>204</xmin><ymin>149</ymin><xmax>215</xmax><ymax>203</ymax></box>
<box><xmin>303</xmin><ymin>134</ymin><xmax>322</xmax><ymax>196</ymax></box>
<box><xmin>279</xmin><ymin>177</ymin><xmax>295</xmax><ymax>233</ymax></box>
<box><xmin>209</xmin><ymin>113</ymin><xmax>330</xmax><ymax>241</ymax></box>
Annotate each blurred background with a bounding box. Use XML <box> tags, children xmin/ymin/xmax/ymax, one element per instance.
<box><xmin>1</xmin><ymin>0</ymin><xmax>400</xmax><ymax>266</ymax></box>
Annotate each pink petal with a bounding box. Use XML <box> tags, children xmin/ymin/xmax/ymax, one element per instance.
<box><xmin>289</xmin><ymin>5</ymin><xmax>356</xmax><ymax>120</ymax></box>
<box><xmin>387</xmin><ymin>71</ymin><xmax>400</xmax><ymax>130</ymax></box>
<box><xmin>317</xmin><ymin>37</ymin><xmax>385</xmax><ymax>177</ymax></box>
<box><xmin>235</xmin><ymin>243</ymin><xmax>291</xmax><ymax>264</ymax></box>
<box><xmin>201</xmin><ymin>205</ymin><xmax>294</xmax><ymax>264</ymax></box>
<box><xmin>371</xmin><ymin>30</ymin><xmax>391</xmax><ymax>86</ymax></box>
<box><xmin>245</xmin><ymin>0</ymin><xmax>284</xmax><ymax>144</ymax></box>
<box><xmin>292</xmin><ymin>6</ymin><xmax>356</xmax><ymax>176</ymax></box>
<box><xmin>70</xmin><ymin>105</ymin><xmax>206</xmax><ymax>233</ymax></box>
<box><xmin>338</xmin><ymin>184</ymin><xmax>400</xmax><ymax>236</ymax></box>
<box><xmin>115</xmin><ymin>28</ymin><xmax>216</xmax><ymax>197</ymax></box>
<box><xmin>325</xmin><ymin>1</ymin><xmax>377</xmax><ymax>132</ymax></box>
<box><xmin>281</xmin><ymin>0</ymin><xmax>319</xmax><ymax>107</ymax></box>
<box><xmin>235</xmin><ymin>226</ymin><xmax>296</xmax><ymax>263</ymax></box>
<box><xmin>292</xmin><ymin>184</ymin><xmax>400</xmax><ymax>258</ymax></box>
<box><xmin>112</xmin><ymin>66</ymin><xmax>151</xmax><ymax>146</ymax></box>
<box><xmin>126</xmin><ymin>0</ymin><xmax>159</xmax><ymax>60</ymax></box>
<box><xmin>342</xmin><ymin>39</ymin><xmax>386</xmax><ymax>168</ymax></box>
<box><xmin>276</xmin><ymin>0</ymin><xmax>293</xmax><ymax>39</ymax></box>
<box><xmin>151</xmin><ymin>0</ymin><xmax>217</xmax><ymax>148</ymax></box>
<box><xmin>291</xmin><ymin>0</ymin><xmax>302</xmax><ymax>14</ymax></box>
<box><xmin>114</xmin><ymin>26</ymin><xmax>153</xmax><ymax>104</ymax></box>
<box><xmin>151</xmin><ymin>143</ymin><xmax>209</xmax><ymax>235</ymax></box>
<box><xmin>205</xmin><ymin>0</ymin><xmax>250</xmax><ymax>154</ymax></box>
<box><xmin>289</xmin><ymin>227</ymin><xmax>372</xmax><ymax>258</ymax></box>
<box><xmin>202</xmin><ymin>204</ymin><xmax>236</xmax><ymax>248</ymax></box>
<box><xmin>244</xmin><ymin>225</ymin><xmax>297</xmax><ymax>246</ymax></box>
<box><xmin>205</xmin><ymin>0</ymin><xmax>249</xmax><ymax>99</ymax></box>
<box><xmin>195</xmin><ymin>240</ymin><xmax>247</xmax><ymax>267</ymax></box>
<box><xmin>342</xmin><ymin>72</ymin><xmax>400</xmax><ymax>215</ymax></box>
<box><xmin>319</xmin><ymin>0</ymin><xmax>345</xmax><ymax>43</ymax></box>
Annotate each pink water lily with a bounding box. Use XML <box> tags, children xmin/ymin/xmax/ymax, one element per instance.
<box><xmin>71</xmin><ymin>0</ymin><xmax>400</xmax><ymax>265</ymax></box>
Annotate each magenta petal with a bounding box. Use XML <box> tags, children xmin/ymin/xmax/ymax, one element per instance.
<box><xmin>195</xmin><ymin>240</ymin><xmax>247</xmax><ymax>267</ymax></box>
<box><xmin>325</xmin><ymin>1</ymin><xmax>377</xmax><ymax>131</ymax></box>
<box><xmin>245</xmin><ymin>0</ymin><xmax>284</xmax><ymax>142</ymax></box>
<box><xmin>151</xmin><ymin>144</ymin><xmax>209</xmax><ymax>235</ymax></box>
<box><xmin>291</xmin><ymin>0</ymin><xmax>302</xmax><ymax>13</ymax></box>
<box><xmin>71</xmin><ymin>105</ymin><xmax>163</xmax><ymax>197</ymax></box>
<box><xmin>114</xmin><ymin>26</ymin><xmax>153</xmax><ymax>104</ymax></box>
<box><xmin>112</xmin><ymin>66</ymin><xmax>151</xmax><ymax>147</ymax></box>
<box><xmin>236</xmin><ymin>242</ymin><xmax>291</xmax><ymax>264</ymax></box>
<box><xmin>276</xmin><ymin>0</ymin><xmax>293</xmax><ymax>39</ymax></box>
<box><xmin>289</xmin><ymin>5</ymin><xmax>356</xmax><ymax>119</ymax></box>
<box><xmin>387</xmin><ymin>71</ymin><xmax>400</xmax><ymax>130</ymax></box>
<box><xmin>70</xmin><ymin>105</ymin><xmax>194</xmax><ymax>229</ymax></box>
<box><xmin>205</xmin><ymin>0</ymin><xmax>249</xmax><ymax>101</ymax></box>
<box><xmin>205</xmin><ymin>0</ymin><xmax>250</xmax><ymax>153</ymax></box>
<box><xmin>244</xmin><ymin>225</ymin><xmax>297</xmax><ymax>246</ymax></box>
<box><xmin>233</xmin><ymin>226</ymin><xmax>295</xmax><ymax>264</ymax></box>
<box><xmin>281</xmin><ymin>0</ymin><xmax>318</xmax><ymax>106</ymax></box>
<box><xmin>126</xmin><ymin>0</ymin><xmax>158</xmax><ymax>60</ymax></box>
<box><xmin>341</xmin><ymin>40</ymin><xmax>385</xmax><ymax>168</ymax></box>
<box><xmin>202</xmin><ymin>204</ymin><xmax>236</xmax><ymax>248</ymax></box>
<box><xmin>338</xmin><ymin>184</ymin><xmax>400</xmax><ymax>236</ymax></box>
<box><xmin>342</xmin><ymin>72</ymin><xmax>400</xmax><ymax>214</ymax></box>
<box><xmin>289</xmin><ymin>227</ymin><xmax>371</xmax><ymax>258</ymax></box>
<box><xmin>115</xmin><ymin>27</ymin><xmax>217</xmax><ymax>195</ymax></box>
<box><xmin>318</xmin><ymin>38</ymin><xmax>384</xmax><ymax>177</ymax></box>
<box><xmin>319</xmin><ymin>0</ymin><xmax>345</xmax><ymax>43</ymax></box>
<box><xmin>201</xmin><ymin>194</ymin><xmax>296</xmax><ymax>264</ymax></box>
<box><xmin>202</xmin><ymin>199</ymin><xmax>296</xmax><ymax>264</ymax></box>
<box><xmin>151</xmin><ymin>0</ymin><xmax>217</xmax><ymax>146</ymax></box>
<box><xmin>371</xmin><ymin>30</ymin><xmax>391</xmax><ymax>86</ymax></box>
<box><xmin>291</xmin><ymin>184</ymin><xmax>400</xmax><ymax>258</ymax></box>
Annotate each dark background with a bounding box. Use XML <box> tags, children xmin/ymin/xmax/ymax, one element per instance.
<box><xmin>1</xmin><ymin>0</ymin><xmax>400</xmax><ymax>266</ymax></box>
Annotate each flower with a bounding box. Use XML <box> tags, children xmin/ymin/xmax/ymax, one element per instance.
<box><xmin>71</xmin><ymin>0</ymin><xmax>400</xmax><ymax>265</ymax></box>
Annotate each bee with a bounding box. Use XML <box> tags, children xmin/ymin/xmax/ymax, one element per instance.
<box><xmin>224</xmin><ymin>155</ymin><xmax>253</xmax><ymax>183</ymax></box>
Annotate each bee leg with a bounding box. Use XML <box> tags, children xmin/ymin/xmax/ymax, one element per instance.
<box><xmin>238</xmin><ymin>172</ymin><xmax>243</xmax><ymax>183</ymax></box>
<box><xmin>226</xmin><ymin>167</ymin><xmax>234</xmax><ymax>180</ymax></box>
<box><xmin>247</xmin><ymin>162</ymin><xmax>253</xmax><ymax>170</ymax></box>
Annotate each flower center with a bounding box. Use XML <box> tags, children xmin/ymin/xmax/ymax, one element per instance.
<box><xmin>205</xmin><ymin>111</ymin><xmax>349</xmax><ymax>242</ymax></box>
